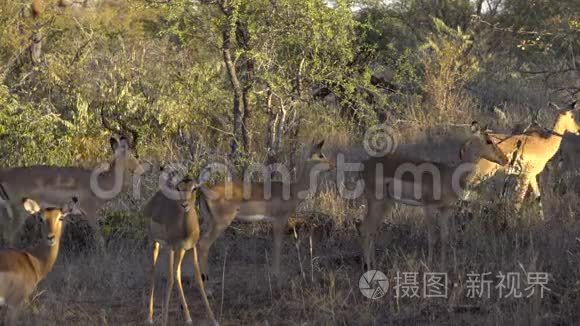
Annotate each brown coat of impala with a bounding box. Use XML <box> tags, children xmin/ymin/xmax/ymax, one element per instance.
<box><xmin>197</xmin><ymin>140</ymin><xmax>333</xmax><ymax>280</ymax></box>
<box><xmin>359</xmin><ymin>123</ymin><xmax>509</xmax><ymax>270</ymax></box>
<box><xmin>467</xmin><ymin>103</ymin><xmax>580</xmax><ymax>214</ymax></box>
<box><xmin>0</xmin><ymin>197</ymin><xmax>78</xmax><ymax>325</ymax></box>
<box><xmin>0</xmin><ymin>137</ymin><xmax>142</xmax><ymax>244</ymax></box>
<box><xmin>143</xmin><ymin>178</ymin><xmax>217</xmax><ymax>326</ymax></box>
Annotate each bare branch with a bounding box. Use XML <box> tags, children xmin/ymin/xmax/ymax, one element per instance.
<box><xmin>118</xmin><ymin>119</ymin><xmax>140</xmax><ymax>150</ymax></box>
<box><xmin>100</xmin><ymin>108</ymin><xmax>139</xmax><ymax>151</ymax></box>
<box><xmin>100</xmin><ymin>108</ymin><xmax>120</xmax><ymax>135</ymax></box>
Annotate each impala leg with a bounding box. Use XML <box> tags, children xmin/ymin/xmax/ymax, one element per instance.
<box><xmin>192</xmin><ymin>246</ymin><xmax>218</xmax><ymax>325</ymax></box>
<box><xmin>174</xmin><ymin>248</ymin><xmax>193</xmax><ymax>324</ymax></box>
<box><xmin>437</xmin><ymin>207</ymin><xmax>453</xmax><ymax>270</ymax></box>
<box><xmin>6</xmin><ymin>305</ymin><xmax>19</xmax><ymax>326</ymax></box>
<box><xmin>424</xmin><ymin>206</ymin><xmax>437</xmax><ymax>266</ymax></box>
<box><xmin>86</xmin><ymin>217</ymin><xmax>106</xmax><ymax>252</ymax></box>
<box><xmin>147</xmin><ymin>242</ymin><xmax>160</xmax><ymax>324</ymax></box>
<box><xmin>514</xmin><ymin>177</ymin><xmax>531</xmax><ymax>212</ymax></box>
<box><xmin>271</xmin><ymin>216</ymin><xmax>289</xmax><ymax>276</ymax></box>
<box><xmin>360</xmin><ymin>197</ymin><xmax>390</xmax><ymax>271</ymax></box>
<box><xmin>162</xmin><ymin>249</ymin><xmax>175</xmax><ymax>326</ymax></box>
<box><xmin>198</xmin><ymin>215</ymin><xmax>234</xmax><ymax>282</ymax></box>
<box><xmin>82</xmin><ymin>202</ymin><xmax>106</xmax><ymax>251</ymax></box>
<box><xmin>529</xmin><ymin>176</ymin><xmax>544</xmax><ymax>220</ymax></box>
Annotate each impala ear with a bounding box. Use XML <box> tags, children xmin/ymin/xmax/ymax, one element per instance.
<box><xmin>312</xmin><ymin>139</ymin><xmax>325</xmax><ymax>151</ymax></box>
<box><xmin>190</xmin><ymin>182</ymin><xmax>200</xmax><ymax>192</ymax></box>
<box><xmin>459</xmin><ymin>146</ymin><xmax>465</xmax><ymax>161</ymax></box>
<box><xmin>109</xmin><ymin>137</ymin><xmax>119</xmax><ymax>151</ymax></box>
<box><xmin>470</xmin><ymin>121</ymin><xmax>481</xmax><ymax>135</ymax></box>
<box><xmin>22</xmin><ymin>198</ymin><xmax>41</xmax><ymax>214</ymax></box>
<box><xmin>482</xmin><ymin>124</ymin><xmax>490</xmax><ymax>135</ymax></box>
<box><xmin>63</xmin><ymin>197</ymin><xmax>80</xmax><ymax>215</ymax></box>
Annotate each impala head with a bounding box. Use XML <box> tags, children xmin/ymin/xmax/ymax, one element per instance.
<box><xmin>306</xmin><ymin>140</ymin><xmax>334</xmax><ymax>169</ymax></box>
<box><xmin>22</xmin><ymin>197</ymin><xmax>80</xmax><ymax>247</ymax></box>
<box><xmin>174</xmin><ymin>177</ymin><xmax>199</xmax><ymax>209</ymax></box>
<box><xmin>109</xmin><ymin>136</ymin><xmax>145</xmax><ymax>179</ymax></box>
<box><xmin>554</xmin><ymin>101</ymin><xmax>580</xmax><ymax>135</ymax></box>
<box><xmin>101</xmin><ymin>108</ymin><xmax>145</xmax><ymax>177</ymax></box>
<box><xmin>459</xmin><ymin>121</ymin><xmax>509</xmax><ymax>165</ymax></box>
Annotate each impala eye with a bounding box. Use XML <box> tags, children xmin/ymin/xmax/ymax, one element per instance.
<box><xmin>486</xmin><ymin>140</ymin><xmax>493</xmax><ymax>145</ymax></box>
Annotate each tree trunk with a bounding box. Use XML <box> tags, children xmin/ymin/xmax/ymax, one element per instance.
<box><xmin>274</xmin><ymin>103</ymin><xmax>288</xmax><ymax>155</ymax></box>
<box><xmin>265</xmin><ymin>90</ymin><xmax>277</xmax><ymax>165</ymax></box>
<box><xmin>242</xmin><ymin>81</ymin><xmax>252</xmax><ymax>152</ymax></box>
<box><xmin>237</xmin><ymin>20</ymin><xmax>253</xmax><ymax>153</ymax></box>
<box><xmin>221</xmin><ymin>29</ymin><xmax>244</xmax><ymax>158</ymax></box>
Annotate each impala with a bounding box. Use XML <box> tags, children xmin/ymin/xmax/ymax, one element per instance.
<box><xmin>0</xmin><ymin>197</ymin><xmax>79</xmax><ymax>325</ymax></box>
<box><xmin>358</xmin><ymin>123</ymin><xmax>509</xmax><ymax>270</ymax></box>
<box><xmin>143</xmin><ymin>177</ymin><xmax>217</xmax><ymax>326</ymax></box>
<box><xmin>466</xmin><ymin>102</ymin><xmax>580</xmax><ymax>215</ymax></box>
<box><xmin>197</xmin><ymin>140</ymin><xmax>333</xmax><ymax>280</ymax></box>
<box><xmin>0</xmin><ymin>135</ymin><xmax>143</xmax><ymax>245</ymax></box>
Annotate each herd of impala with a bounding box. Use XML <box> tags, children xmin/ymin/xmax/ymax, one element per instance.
<box><xmin>0</xmin><ymin>102</ymin><xmax>578</xmax><ymax>325</ymax></box>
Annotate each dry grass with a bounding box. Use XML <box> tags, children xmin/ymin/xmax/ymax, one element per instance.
<box><xmin>10</xmin><ymin>186</ymin><xmax>580</xmax><ymax>325</ymax></box>
<box><xmin>8</xmin><ymin>175</ymin><xmax>580</xmax><ymax>325</ymax></box>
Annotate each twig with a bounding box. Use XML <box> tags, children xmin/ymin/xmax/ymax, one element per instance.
<box><xmin>309</xmin><ymin>233</ymin><xmax>314</xmax><ymax>284</ymax></box>
<box><xmin>293</xmin><ymin>226</ymin><xmax>306</xmax><ymax>282</ymax></box>
<box><xmin>265</xmin><ymin>248</ymin><xmax>273</xmax><ymax>304</ymax></box>
<box><xmin>219</xmin><ymin>246</ymin><xmax>228</xmax><ymax>322</ymax></box>
<box><xmin>472</xmin><ymin>15</ymin><xmax>558</xmax><ymax>36</ymax></box>
<box><xmin>207</xmin><ymin>125</ymin><xmax>235</xmax><ymax>137</ymax></box>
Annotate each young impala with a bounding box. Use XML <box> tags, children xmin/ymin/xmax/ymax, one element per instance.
<box><xmin>0</xmin><ymin>197</ymin><xmax>79</xmax><ymax>325</ymax></box>
<box><xmin>143</xmin><ymin>177</ymin><xmax>218</xmax><ymax>326</ymax></box>
<box><xmin>197</xmin><ymin>140</ymin><xmax>333</xmax><ymax>281</ymax></box>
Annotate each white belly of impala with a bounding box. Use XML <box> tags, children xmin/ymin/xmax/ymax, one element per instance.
<box><xmin>391</xmin><ymin>196</ymin><xmax>424</xmax><ymax>206</ymax></box>
<box><xmin>237</xmin><ymin>215</ymin><xmax>273</xmax><ymax>222</ymax></box>
<box><xmin>385</xmin><ymin>178</ymin><xmax>425</xmax><ymax>206</ymax></box>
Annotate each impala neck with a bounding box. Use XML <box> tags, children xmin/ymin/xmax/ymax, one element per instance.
<box><xmin>548</xmin><ymin>114</ymin><xmax>569</xmax><ymax>148</ymax></box>
<box><xmin>458</xmin><ymin>147</ymin><xmax>489</xmax><ymax>190</ymax></box>
<box><xmin>97</xmin><ymin>153</ymin><xmax>127</xmax><ymax>190</ymax></box>
<box><xmin>552</xmin><ymin>113</ymin><xmax>570</xmax><ymax>134</ymax></box>
<box><xmin>27</xmin><ymin>231</ymin><xmax>63</xmax><ymax>282</ymax></box>
<box><xmin>292</xmin><ymin>160</ymin><xmax>327</xmax><ymax>198</ymax></box>
<box><xmin>183</xmin><ymin>189</ymin><xmax>201</xmax><ymax>237</ymax></box>
<box><xmin>458</xmin><ymin>162</ymin><xmax>479</xmax><ymax>190</ymax></box>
